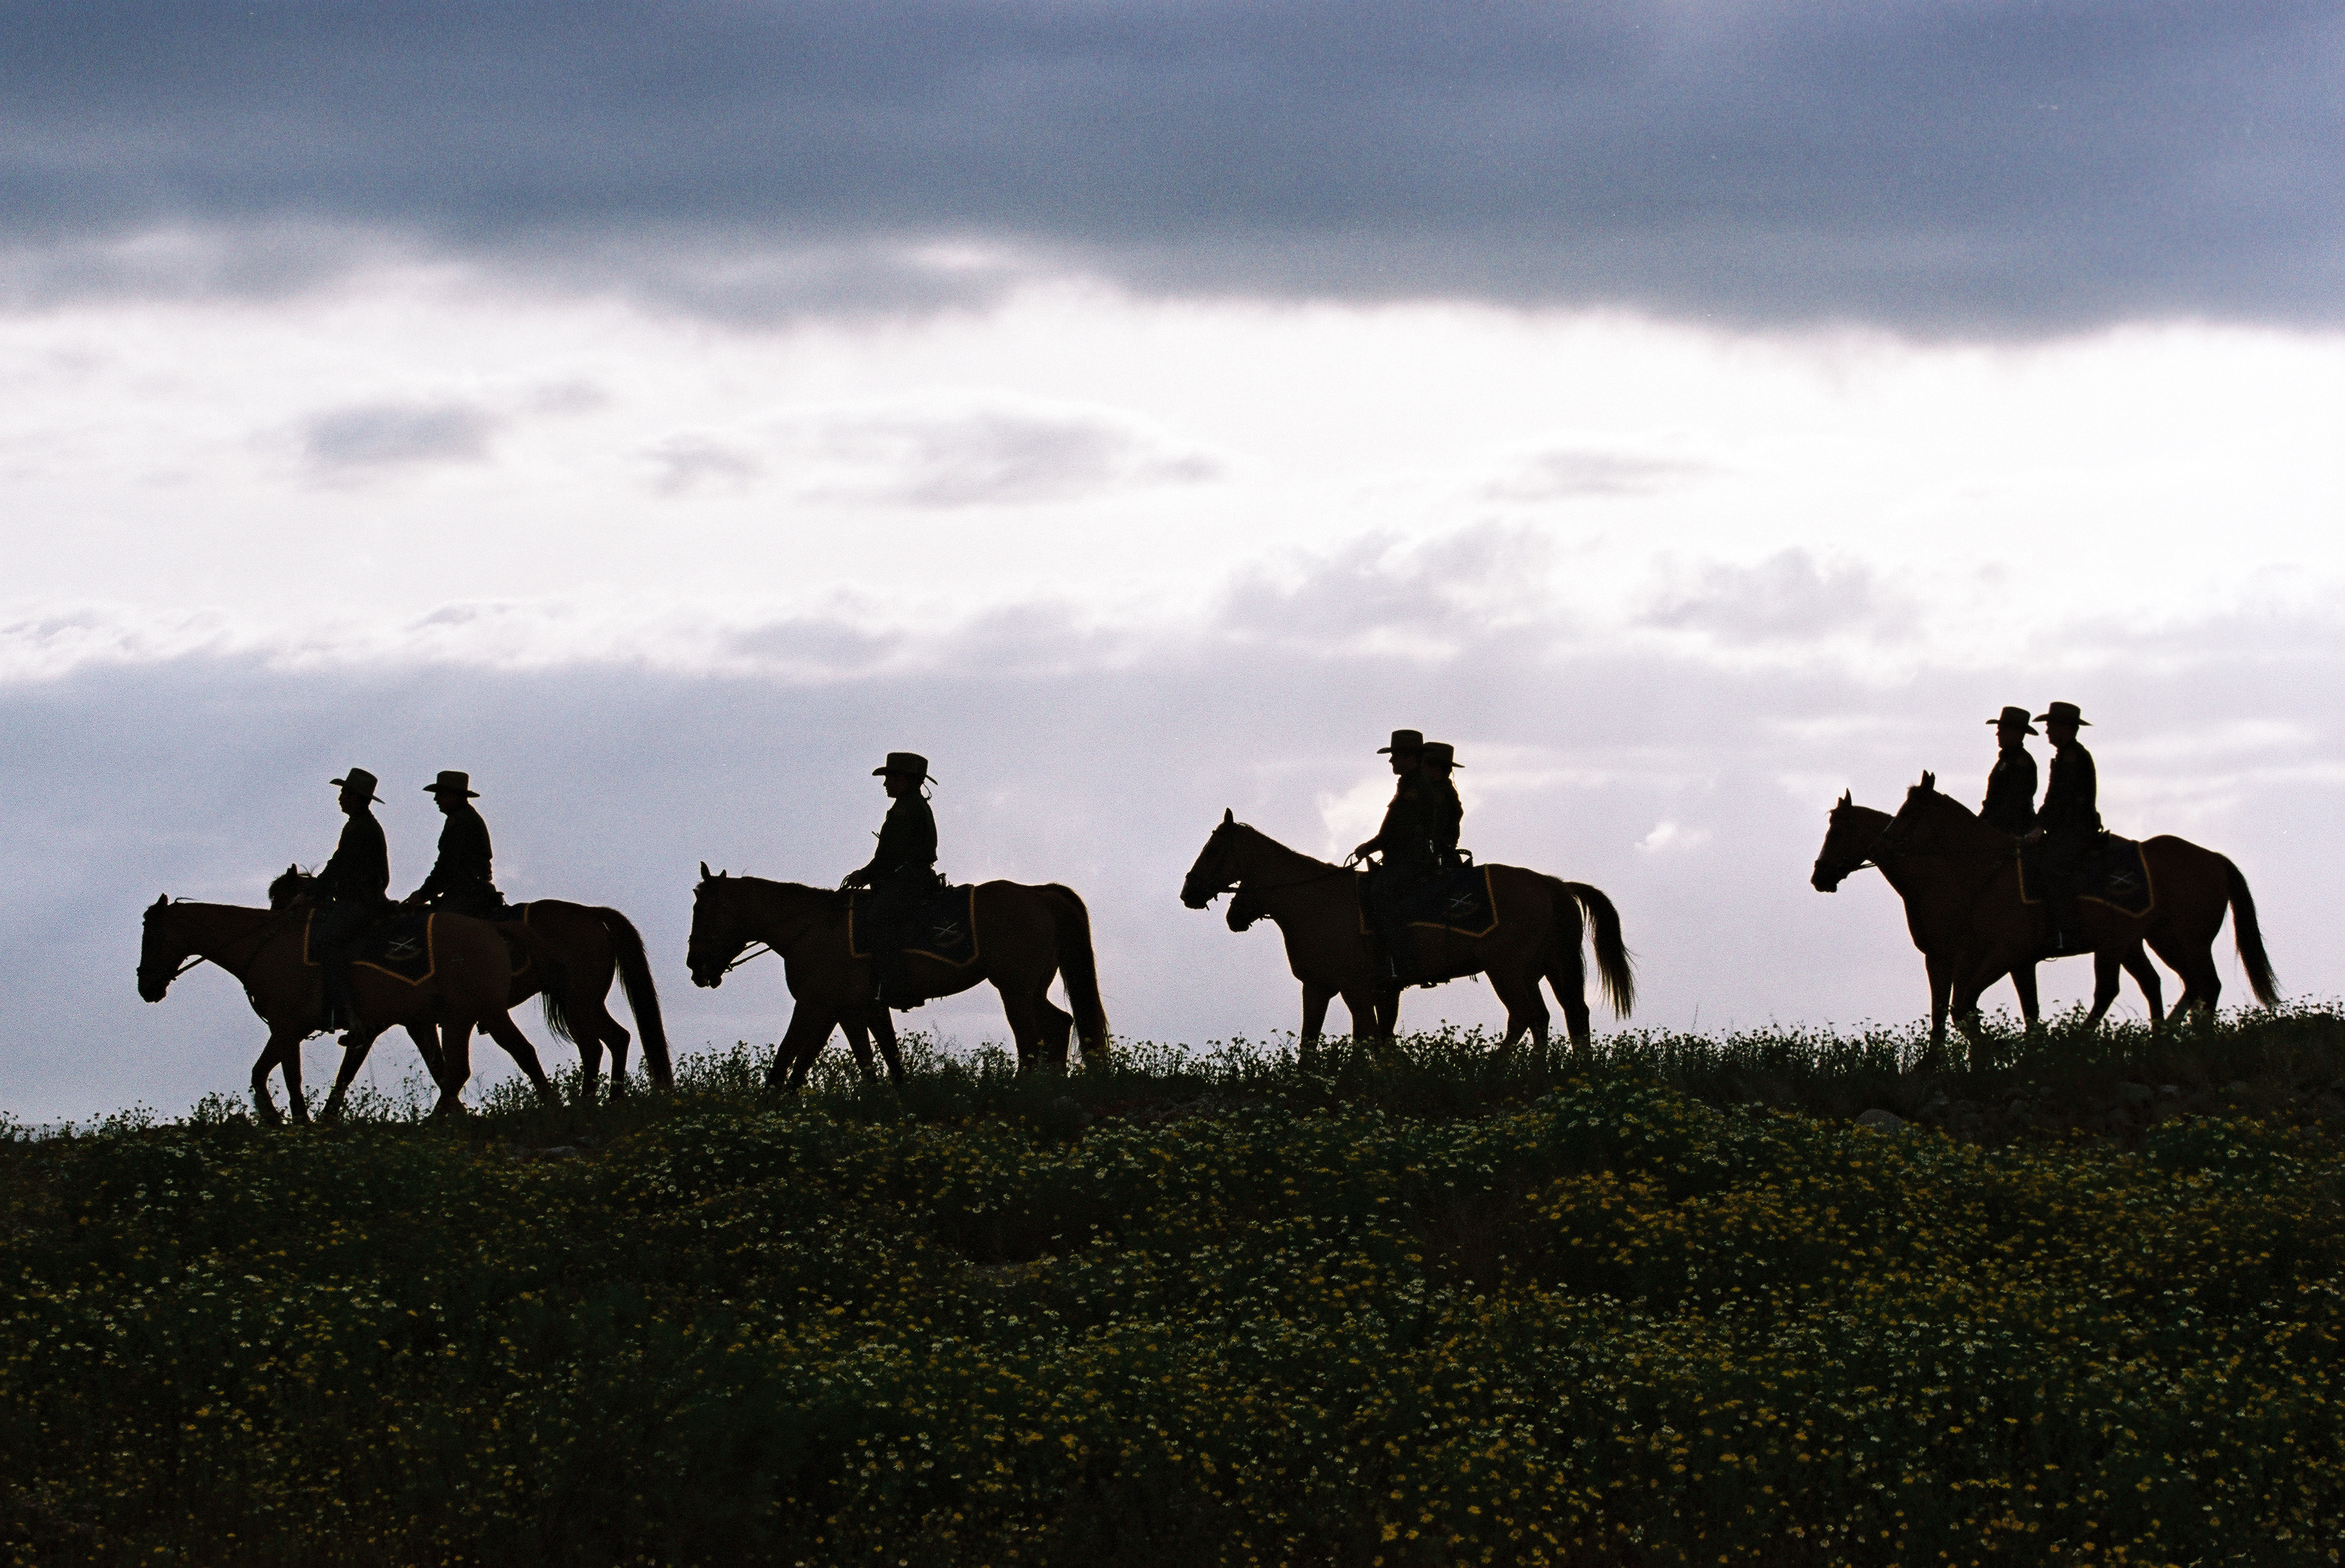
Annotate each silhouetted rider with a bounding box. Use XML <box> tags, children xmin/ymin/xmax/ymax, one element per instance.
<box><xmin>405</xmin><ymin>770</ymin><xmax>505</xmax><ymax>918</ymax></box>
<box><xmin>1351</xmin><ymin>729</ymin><xmax>1436</xmax><ymax>983</ymax></box>
<box><xmin>1979</xmin><ymin>705</ymin><xmax>2039</xmax><ymax>836</ymax></box>
<box><xmin>313</xmin><ymin>767</ymin><xmax>391</xmax><ymax>1030</ymax></box>
<box><xmin>841</xmin><ymin>752</ymin><xmax>939</xmax><ymax>1011</ymax></box>
<box><xmin>2023</xmin><ymin>701</ymin><xmax>2101</xmax><ymax>954</ymax></box>
<box><xmin>1420</xmin><ymin>741</ymin><xmax>1464</xmax><ymax>866</ymax></box>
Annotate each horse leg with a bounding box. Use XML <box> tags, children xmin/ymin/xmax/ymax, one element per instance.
<box><xmin>432</xmin><ymin>1022</ymin><xmax>475</xmax><ymax>1118</ymax></box>
<box><xmin>2121</xmin><ymin>943</ymin><xmax>2165</xmax><ymax>1029</ymax></box>
<box><xmin>480</xmin><ymin>1011</ymin><xmax>558</xmax><ymax>1105</ymax></box>
<box><xmin>2012</xmin><ymin>962</ymin><xmax>2043</xmax><ymax>1034</ymax></box>
<box><xmin>2150</xmin><ymin>932</ymin><xmax>2221</xmax><ymax>1026</ymax></box>
<box><xmin>322</xmin><ymin>1028</ymin><xmax>386</xmax><ymax>1121</ymax></box>
<box><xmin>1489</xmin><ymin>968</ymin><xmax>1549</xmax><ymax>1057</ymax></box>
<box><xmin>996</xmin><ymin>981</ymin><xmax>1049</xmax><ymax>1073</ymax></box>
<box><xmin>1549</xmin><ymin>967</ymin><xmax>1593</xmax><ymax>1057</ymax></box>
<box><xmin>1337</xmin><ymin>986</ymin><xmax>1383</xmax><ymax>1046</ymax></box>
<box><xmin>767</xmin><ymin>1005</ymin><xmax>834</xmax><ymax>1095</ymax></box>
<box><xmin>405</xmin><ymin>1023</ymin><xmax>447</xmax><ymax>1088</ymax></box>
<box><xmin>602</xmin><ymin>1012</ymin><xmax>633</xmax><ymax>1099</ymax></box>
<box><xmin>838</xmin><ymin>1013</ymin><xmax>880</xmax><ymax>1083</ymax></box>
<box><xmin>280</xmin><ymin>1030</ymin><xmax>313</xmax><ymax>1126</ymax></box>
<box><xmin>1925</xmin><ymin>952</ymin><xmax>1952</xmax><ymax>1061</ymax></box>
<box><xmin>2080</xmin><ymin>950</ymin><xmax>2122</xmax><ymax>1032</ymax></box>
<box><xmin>870</xmin><ymin>1006</ymin><xmax>908</xmax><ymax>1090</ymax></box>
<box><xmin>250</xmin><ymin>1025</ymin><xmax>304</xmax><ymax>1126</ymax></box>
<box><xmin>1299</xmin><ymin>984</ymin><xmax>1331</xmax><ymax>1060</ymax></box>
<box><xmin>574</xmin><ymin>1027</ymin><xmax>606</xmax><ymax>1108</ymax></box>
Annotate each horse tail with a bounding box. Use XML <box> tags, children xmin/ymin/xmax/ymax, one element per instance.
<box><xmin>1040</xmin><ymin>884</ymin><xmax>1111</xmax><ymax>1060</ymax></box>
<box><xmin>502</xmin><ymin>925</ymin><xmax>572</xmax><ymax>1034</ymax></box>
<box><xmin>2221</xmin><ymin>857</ymin><xmax>2281</xmax><ymax>1007</ymax></box>
<box><xmin>1556</xmin><ymin>880</ymin><xmax>1636</xmax><ymax>1017</ymax></box>
<box><xmin>596</xmin><ymin>907</ymin><xmax>674</xmax><ymax>1088</ymax></box>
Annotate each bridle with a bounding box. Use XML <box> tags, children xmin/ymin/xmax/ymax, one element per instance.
<box><xmin>692</xmin><ymin>892</ymin><xmax>830</xmax><ymax>979</ymax></box>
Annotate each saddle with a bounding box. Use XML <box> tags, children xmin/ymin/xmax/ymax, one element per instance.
<box><xmin>847</xmin><ymin>884</ymin><xmax>981</xmax><ymax>968</ymax></box>
<box><xmin>302</xmin><ymin>908</ymin><xmax>440</xmax><ymax>986</ymax></box>
<box><xmin>2017</xmin><ymin>832</ymin><xmax>2155</xmax><ymax>919</ymax></box>
<box><xmin>1355</xmin><ymin>861</ymin><xmax>1500</xmax><ymax>939</ymax></box>
<box><xmin>300</xmin><ymin>905</ymin><xmax>540</xmax><ymax>985</ymax></box>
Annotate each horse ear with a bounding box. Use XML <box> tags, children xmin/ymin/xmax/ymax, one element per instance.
<box><xmin>1222</xmin><ymin>808</ymin><xmax>1235</xmax><ymax>825</ymax></box>
<box><xmin>1837</xmin><ymin>789</ymin><xmax>1851</xmax><ymax>807</ymax></box>
<box><xmin>151</xmin><ymin>893</ymin><xmax>168</xmax><ymax>909</ymax></box>
<box><xmin>1920</xmin><ymin>770</ymin><xmax>1936</xmax><ymax>792</ymax></box>
<box><xmin>699</xmin><ymin>861</ymin><xmax>712</xmax><ymax>881</ymax></box>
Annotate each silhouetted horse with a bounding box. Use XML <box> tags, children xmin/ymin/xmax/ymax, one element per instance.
<box><xmin>269</xmin><ymin>868</ymin><xmax>671</xmax><ymax>1106</ymax></box>
<box><xmin>1874</xmin><ymin>773</ymin><xmax>2277</xmax><ymax>1049</ymax></box>
<box><xmin>1182</xmin><ymin>811</ymin><xmax>1633</xmax><ymax>1055</ymax></box>
<box><xmin>687</xmin><ymin>866</ymin><xmax>1108</xmax><ymax>1093</ymax></box>
<box><xmin>138</xmin><ymin>895</ymin><xmax>560</xmax><ymax>1123</ymax></box>
<box><xmin>1810</xmin><ymin>792</ymin><xmax>2165</xmax><ymax>1057</ymax></box>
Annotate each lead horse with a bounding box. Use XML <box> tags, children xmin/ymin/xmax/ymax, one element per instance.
<box><xmin>687</xmin><ymin>867</ymin><xmax>1109</xmax><ymax>1092</ymax></box>
<box><xmin>138</xmin><ymin>895</ymin><xmax>560</xmax><ymax>1122</ymax></box>
<box><xmin>1180</xmin><ymin>811</ymin><xmax>1633</xmax><ymax>1055</ymax></box>
<box><xmin>1810</xmin><ymin>791</ymin><xmax>2166</xmax><ymax>1058</ymax></box>
<box><xmin>1876</xmin><ymin>773</ymin><xmax>2277</xmax><ymax>1048</ymax></box>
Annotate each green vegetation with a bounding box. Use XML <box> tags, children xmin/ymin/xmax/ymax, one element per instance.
<box><xmin>5</xmin><ymin>1007</ymin><xmax>2342</xmax><ymax>1566</ymax></box>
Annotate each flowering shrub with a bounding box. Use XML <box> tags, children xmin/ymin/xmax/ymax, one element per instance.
<box><xmin>3</xmin><ymin>1016</ymin><xmax>2340</xmax><ymax>1565</ymax></box>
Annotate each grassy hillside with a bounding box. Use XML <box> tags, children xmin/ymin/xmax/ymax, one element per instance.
<box><xmin>5</xmin><ymin>1008</ymin><xmax>2342</xmax><ymax>1566</ymax></box>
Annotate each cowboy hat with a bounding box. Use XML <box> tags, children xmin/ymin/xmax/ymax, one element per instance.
<box><xmin>1420</xmin><ymin>741</ymin><xmax>1462</xmax><ymax>769</ymax></box>
<box><xmin>2034</xmin><ymin>701</ymin><xmax>2091</xmax><ymax>727</ymax></box>
<box><xmin>329</xmin><ymin>768</ymin><xmax>383</xmax><ymax>802</ymax></box>
<box><xmin>874</xmin><ymin>752</ymin><xmax>934</xmax><ymax>780</ymax></box>
<box><xmin>1986</xmin><ymin>705</ymin><xmax>2037</xmax><ymax>734</ymax></box>
<box><xmin>1376</xmin><ymin>729</ymin><xmax>1424</xmax><ymax>755</ymax></box>
<box><xmin>424</xmin><ymin>770</ymin><xmax>480</xmax><ymax>798</ymax></box>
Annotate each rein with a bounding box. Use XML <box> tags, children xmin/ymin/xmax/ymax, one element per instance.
<box><xmin>148</xmin><ymin>905</ymin><xmax>304</xmax><ymax>988</ymax></box>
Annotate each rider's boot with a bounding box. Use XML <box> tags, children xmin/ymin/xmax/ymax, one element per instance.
<box><xmin>876</xmin><ymin>951</ymin><xmax>921</xmax><ymax>1012</ymax></box>
<box><xmin>323</xmin><ymin>965</ymin><xmax>356</xmax><ymax>1031</ymax></box>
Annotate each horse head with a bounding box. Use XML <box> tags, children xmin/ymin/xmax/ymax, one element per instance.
<box><xmin>1810</xmin><ymin>789</ymin><xmax>1889</xmax><ymax>892</ymax></box>
<box><xmin>137</xmin><ymin>894</ymin><xmax>188</xmax><ymax>1003</ymax></box>
<box><xmin>1180</xmin><ymin>809</ymin><xmax>1242</xmax><ymax>908</ymax></box>
<box><xmin>686</xmin><ymin>866</ymin><xmax>745</xmax><ymax>988</ymax></box>
<box><xmin>1225</xmin><ymin>887</ymin><xmax>1268</xmax><ymax>932</ymax></box>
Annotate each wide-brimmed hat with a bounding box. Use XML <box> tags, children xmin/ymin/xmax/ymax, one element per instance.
<box><xmin>874</xmin><ymin>752</ymin><xmax>933</xmax><ymax>780</ymax></box>
<box><xmin>2034</xmin><ymin>701</ymin><xmax>2091</xmax><ymax>728</ymax></box>
<box><xmin>329</xmin><ymin>768</ymin><xmax>382</xmax><ymax>802</ymax></box>
<box><xmin>1420</xmin><ymin>741</ymin><xmax>1462</xmax><ymax>769</ymax></box>
<box><xmin>1377</xmin><ymin>729</ymin><xmax>1425</xmax><ymax>755</ymax></box>
<box><xmin>425</xmin><ymin>770</ymin><xmax>480</xmax><ymax>798</ymax></box>
<box><xmin>1986</xmin><ymin>705</ymin><xmax>2037</xmax><ymax>734</ymax></box>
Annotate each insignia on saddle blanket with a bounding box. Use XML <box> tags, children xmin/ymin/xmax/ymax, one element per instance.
<box><xmin>300</xmin><ymin>905</ymin><xmax>540</xmax><ymax>986</ymax></box>
<box><xmin>1355</xmin><ymin>863</ymin><xmax>1500</xmax><ymax>939</ymax></box>
<box><xmin>2017</xmin><ymin>834</ymin><xmax>2155</xmax><ymax>919</ymax></box>
<box><xmin>300</xmin><ymin>909</ymin><xmax>440</xmax><ymax>985</ymax></box>
<box><xmin>848</xmin><ymin>885</ymin><xmax>981</xmax><ymax>968</ymax></box>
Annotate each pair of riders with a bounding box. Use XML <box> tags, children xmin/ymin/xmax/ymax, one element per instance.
<box><xmin>310</xmin><ymin>767</ymin><xmax>507</xmax><ymax>1029</ymax></box>
<box><xmin>1350</xmin><ymin>729</ymin><xmax>1465</xmax><ymax>984</ymax></box>
<box><xmin>1979</xmin><ymin>700</ymin><xmax>2101</xmax><ymax>955</ymax></box>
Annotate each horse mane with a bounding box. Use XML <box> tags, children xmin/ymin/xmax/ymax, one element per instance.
<box><xmin>266</xmin><ymin>866</ymin><xmax>315</xmax><ymax>910</ymax></box>
<box><xmin>1228</xmin><ymin>821</ymin><xmax>1342</xmax><ymax>874</ymax></box>
<box><xmin>697</xmin><ymin>872</ymin><xmax>847</xmax><ymax>910</ymax></box>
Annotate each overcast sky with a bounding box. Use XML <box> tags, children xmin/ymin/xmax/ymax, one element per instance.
<box><xmin>4</xmin><ymin>1</ymin><xmax>2339</xmax><ymax>1121</ymax></box>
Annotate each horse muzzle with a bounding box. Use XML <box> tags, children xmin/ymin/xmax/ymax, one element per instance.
<box><xmin>1810</xmin><ymin>861</ymin><xmax>1844</xmax><ymax>893</ymax></box>
<box><xmin>137</xmin><ymin>972</ymin><xmax>169</xmax><ymax>1003</ymax></box>
<box><xmin>1179</xmin><ymin>878</ymin><xmax>1219</xmax><ymax>910</ymax></box>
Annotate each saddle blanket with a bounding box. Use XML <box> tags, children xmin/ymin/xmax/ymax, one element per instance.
<box><xmin>1355</xmin><ymin>864</ymin><xmax>1500</xmax><ymax>939</ymax></box>
<box><xmin>2017</xmin><ymin>834</ymin><xmax>2154</xmax><ymax>918</ymax></box>
<box><xmin>302</xmin><ymin>909</ymin><xmax>439</xmax><ymax>986</ymax></box>
<box><xmin>848</xmin><ymin>885</ymin><xmax>980</xmax><ymax>968</ymax></box>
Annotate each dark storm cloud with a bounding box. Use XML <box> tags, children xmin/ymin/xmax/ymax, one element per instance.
<box><xmin>1</xmin><ymin>1</ymin><xmax>2337</xmax><ymax>333</ymax></box>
